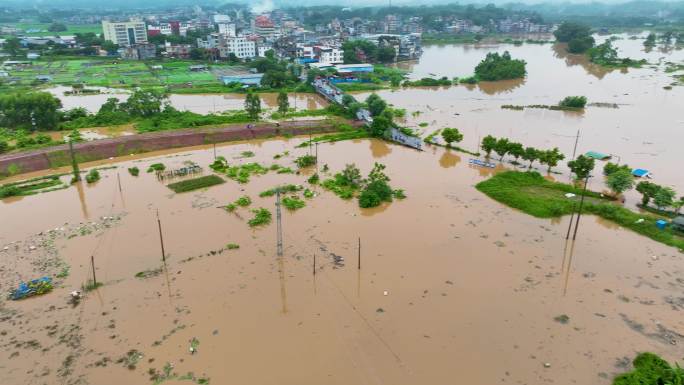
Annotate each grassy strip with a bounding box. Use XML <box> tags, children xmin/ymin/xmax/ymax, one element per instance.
<box><xmin>296</xmin><ymin>129</ymin><xmax>371</xmax><ymax>148</ymax></box>
<box><xmin>476</xmin><ymin>171</ymin><xmax>684</xmax><ymax>250</ymax></box>
<box><xmin>0</xmin><ymin>175</ymin><xmax>64</xmax><ymax>198</ymax></box>
<box><xmin>167</xmin><ymin>175</ymin><xmax>225</xmax><ymax>193</ymax></box>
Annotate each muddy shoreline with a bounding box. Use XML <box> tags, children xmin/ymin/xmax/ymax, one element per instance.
<box><xmin>0</xmin><ymin>119</ymin><xmax>358</xmax><ymax>177</ymax></box>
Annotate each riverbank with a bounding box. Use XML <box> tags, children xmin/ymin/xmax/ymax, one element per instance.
<box><xmin>0</xmin><ymin>118</ymin><xmax>360</xmax><ymax>178</ymax></box>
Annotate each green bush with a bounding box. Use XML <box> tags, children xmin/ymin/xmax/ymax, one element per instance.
<box><xmin>295</xmin><ymin>155</ymin><xmax>317</xmax><ymax>168</ymax></box>
<box><xmin>235</xmin><ymin>196</ymin><xmax>251</xmax><ymax>207</ymax></box>
<box><xmin>128</xmin><ymin>167</ymin><xmax>139</xmax><ymax>176</ymax></box>
<box><xmin>282</xmin><ymin>196</ymin><xmax>306</xmax><ymax>210</ymax></box>
<box><xmin>147</xmin><ymin>163</ymin><xmax>165</xmax><ymax>173</ymax></box>
<box><xmin>248</xmin><ymin>208</ymin><xmax>272</xmax><ymax>227</ymax></box>
<box><xmin>558</xmin><ymin>96</ymin><xmax>587</xmax><ymax>109</ymax></box>
<box><xmin>85</xmin><ymin>169</ymin><xmax>100</xmax><ymax>184</ymax></box>
<box><xmin>474</xmin><ymin>51</ymin><xmax>526</xmax><ymax>81</ymax></box>
<box><xmin>613</xmin><ymin>352</ymin><xmax>683</xmax><ymax>385</ymax></box>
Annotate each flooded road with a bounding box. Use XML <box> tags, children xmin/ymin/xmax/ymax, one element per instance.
<box><xmin>1</xmin><ymin>138</ymin><xmax>683</xmax><ymax>385</ymax></box>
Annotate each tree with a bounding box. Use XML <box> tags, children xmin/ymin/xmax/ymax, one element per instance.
<box><xmin>522</xmin><ymin>147</ymin><xmax>539</xmax><ymax>169</ymax></box>
<box><xmin>359</xmin><ymin>163</ymin><xmax>393</xmax><ymax>208</ymax></box>
<box><xmin>0</xmin><ymin>140</ymin><xmax>8</xmax><ymax>154</ymax></box>
<box><xmin>0</xmin><ymin>92</ymin><xmax>63</xmax><ymax>131</ymax></box>
<box><xmin>244</xmin><ymin>92</ymin><xmax>262</xmax><ymax>120</ymax></box>
<box><xmin>190</xmin><ymin>48</ymin><xmax>210</xmax><ymax>60</ymax></box>
<box><xmin>540</xmin><ymin>148</ymin><xmax>565</xmax><ymax>172</ymax></box>
<box><xmin>441</xmin><ymin>128</ymin><xmax>463</xmax><ymax>147</ymax></box>
<box><xmin>493</xmin><ymin>138</ymin><xmax>510</xmax><ymax>161</ymax></box>
<box><xmin>559</xmin><ymin>96</ymin><xmax>587</xmax><ymax>109</ymax></box>
<box><xmin>606</xmin><ymin>169</ymin><xmax>635</xmax><ymax>197</ymax></box>
<box><xmin>277</xmin><ymin>91</ymin><xmax>289</xmax><ymax>114</ymax></box>
<box><xmin>507</xmin><ymin>142</ymin><xmax>524</xmax><ymax>163</ymax></box>
<box><xmin>553</xmin><ymin>22</ymin><xmax>592</xmax><ymax>43</ymax></box>
<box><xmin>122</xmin><ymin>89</ymin><xmax>168</xmax><ymax>117</ymax></box>
<box><xmin>644</xmin><ymin>33</ymin><xmax>656</xmax><ymax>48</ymax></box>
<box><xmin>481</xmin><ymin>135</ymin><xmax>497</xmax><ymax>158</ymax></box>
<box><xmin>376</xmin><ymin>46</ymin><xmax>396</xmax><ymax>63</ymax></box>
<box><xmin>3</xmin><ymin>37</ymin><xmax>21</xmax><ymax>57</ymax></box>
<box><xmin>365</xmin><ymin>94</ymin><xmax>387</xmax><ymax>117</ymax></box>
<box><xmin>567</xmin><ymin>155</ymin><xmax>595</xmax><ymax>180</ymax></box>
<box><xmin>474</xmin><ymin>51</ymin><xmax>526</xmax><ymax>81</ymax></box>
<box><xmin>341</xmin><ymin>94</ymin><xmax>355</xmax><ymax>108</ymax></box>
<box><xmin>567</xmin><ymin>36</ymin><xmax>595</xmax><ymax>54</ymax></box>
<box><xmin>336</xmin><ymin>164</ymin><xmax>362</xmax><ymax>187</ymax></box>
<box><xmin>654</xmin><ymin>187</ymin><xmax>676</xmax><ymax>211</ymax></box>
<box><xmin>48</xmin><ymin>23</ymin><xmax>67</xmax><ymax>32</ymax></box>
<box><xmin>673</xmin><ymin>197</ymin><xmax>684</xmax><ymax>215</ymax></box>
<box><xmin>603</xmin><ymin>162</ymin><xmax>630</xmax><ymax>176</ymax></box>
<box><xmin>636</xmin><ymin>181</ymin><xmax>661</xmax><ymax>206</ymax></box>
<box><xmin>369</xmin><ymin>114</ymin><xmax>392</xmax><ymax>137</ymax></box>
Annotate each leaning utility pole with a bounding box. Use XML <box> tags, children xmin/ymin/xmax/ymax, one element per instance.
<box><xmin>276</xmin><ymin>189</ymin><xmax>283</xmax><ymax>257</ymax></box>
<box><xmin>69</xmin><ymin>140</ymin><xmax>80</xmax><ymax>182</ymax></box>
<box><xmin>572</xmin><ymin>174</ymin><xmax>591</xmax><ymax>240</ymax></box>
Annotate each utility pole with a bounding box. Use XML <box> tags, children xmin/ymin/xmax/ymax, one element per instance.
<box><xmin>315</xmin><ymin>142</ymin><xmax>319</xmax><ymax>164</ymax></box>
<box><xmin>565</xmin><ymin>201</ymin><xmax>577</xmax><ymax>240</ymax></box>
<box><xmin>572</xmin><ymin>175</ymin><xmax>591</xmax><ymax>240</ymax></box>
<box><xmin>69</xmin><ymin>140</ymin><xmax>80</xmax><ymax>182</ymax></box>
<box><xmin>117</xmin><ymin>172</ymin><xmax>122</xmax><ymax>193</ymax></box>
<box><xmin>213</xmin><ymin>143</ymin><xmax>217</xmax><ymax>160</ymax></box>
<box><xmin>157</xmin><ymin>210</ymin><xmax>166</xmax><ymax>262</ymax></box>
<box><xmin>357</xmin><ymin>237</ymin><xmax>361</xmax><ymax>270</ymax></box>
<box><xmin>90</xmin><ymin>255</ymin><xmax>97</xmax><ymax>286</ymax></box>
<box><xmin>571</xmin><ymin>129</ymin><xmax>580</xmax><ymax>160</ymax></box>
<box><xmin>276</xmin><ymin>189</ymin><xmax>283</xmax><ymax>257</ymax></box>
<box><xmin>313</xmin><ymin>253</ymin><xmax>316</xmax><ymax>276</ymax></box>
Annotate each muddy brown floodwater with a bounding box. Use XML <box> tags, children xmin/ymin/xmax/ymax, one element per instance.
<box><xmin>358</xmin><ymin>33</ymin><xmax>684</xmax><ymax>208</ymax></box>
<box><xmin>1</xmin><ymin>136</ymin><xmax>683</xmax><ymax>385</ymax></box>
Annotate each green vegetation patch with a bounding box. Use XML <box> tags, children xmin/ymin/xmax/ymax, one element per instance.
<box><xmin>248</xmin><ymin>208</ymin><xmax>272</xmax><ymax>227</ymax></box>
<box><xmin>476</xmin><ymin>171</ymin><xmax>684</xmax><ymax>250</ymax></box>
<box><xmin>259</xmin><ymin>184</ymin><xmax>303</xmax><ymax>198</ymax></box>
<box><xmin>282</xmin><ymin>196</ymin><xmax>306</xmax><ymax>210</ymax></box>
<box><xmin>613</xmin><ymin>352</ymin><xmax>683</xmax><ymax>385</ymax></box>
<box><xmin>167</xmin><ymin>175</ymin><xmax>225</xmax><ymax>193</ymax></box>
<box><xmin>0</xmin><ymin>175</ymin><xmax>65</xmax><ymax>198</ymax></box>
<box><xmin>225</xmin><ymin>163</ymin><xmax>269</xmax><ymax>184</ymax></box>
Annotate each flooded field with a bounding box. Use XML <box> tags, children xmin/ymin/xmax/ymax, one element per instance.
<box><xmin>1</xmin><ymin>137</ymin><xmax>683</xmax><ymax>385</ymax></box>
<box><xmin>49</xmin><ymin>86</ymin><xmax>329</xmax><ymax>115</ymax></box>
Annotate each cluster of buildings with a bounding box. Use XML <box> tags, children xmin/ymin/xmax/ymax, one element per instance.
<box><xmin>95</xmin><ymin>11</ymin><xmax>423</xmax><ymax>65</ymax></box>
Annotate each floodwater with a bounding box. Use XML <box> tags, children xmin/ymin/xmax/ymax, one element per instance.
<box><xmin>361</xmin><ymin>33</ymin><xmax>684</xmax><ymax>206</ymax></box>
<box><xmin>48</xmin><ymin>85</ymin><xmax>329</xmax><ymax>115</ymax></box>
<box><xmin>1</xmin><ymin>138</ymin><xmax>683</xmax><ymax>385</ymax></box>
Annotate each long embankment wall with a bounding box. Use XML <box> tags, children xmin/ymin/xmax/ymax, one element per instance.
<box><xmin>0</xmin><ymin>119</ymin><xmax>357</xmax><ymax>177</ymax></box>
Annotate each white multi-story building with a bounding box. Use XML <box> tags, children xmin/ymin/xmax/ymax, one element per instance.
<box><xmin>219</xmin><ymin>36</ymin><xmax>256</xmax><ymax>59</ymax></box>
<box><xmin>218</xmin><ymin>23</ymin><xmax>236</xmax><ymax>37</ymax></box>
<box><xmin>213</xmin><ymin>14</ymin><xmax>231</xmax><ymax>24</ymax></box>
<box><xmin>102</xmin><ymin>20</ymin><xmax>148</xmax><ymax>47</ymax></box>
<box><xmin>315</xmin><ymin>46</ymin><xmax>344</xmax><ymax>65</ymax></box>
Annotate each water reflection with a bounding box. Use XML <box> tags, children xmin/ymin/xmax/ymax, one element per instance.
<box><xmin>360</xmin><ymin>202</ymin><xmax>390</xmax><ymax>217</ymax></box>
<box><xmin>370</xmin><ymin>140</ymin><xmax>392</xmax><ymax>158</ymax></box>
<box><xmin>439</xmin><ymin>149</ymin><xmax>461</xmax><ymax>168</ymax></box>
<box><xmin>551</xmin><ymin>43</ymin><xmax>615</xmax><ymax>79</ymax></box>
<box><xmin>476</xmin><ymin>78</ymin><xmax>526</xmax><ymax>95</ymax></box>
<box><xmin>75</xmin><ymin>180</ymin><xmax>90</xmax><ymax>220</ymax></box>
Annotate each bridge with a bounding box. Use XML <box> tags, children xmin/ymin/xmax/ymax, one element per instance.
<box><xmin>312</xmin><ymin>78</ymin><xmax>421</xmax><ymax>150</ymax></box>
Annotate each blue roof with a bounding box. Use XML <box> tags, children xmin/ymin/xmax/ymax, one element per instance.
<box><xmin>632</xmin><ymin>169</ymin><xmax>649</xmax><ymax>177</ymax></box>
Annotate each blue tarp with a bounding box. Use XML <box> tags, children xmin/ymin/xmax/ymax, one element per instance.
<box><xmin>632</xmin><ymin>169</ymin><xmax>650</xmax><ymax>177</ymax></box>
<box><xmin>10</xmin><ymin>277</ymin><xmax>52</xmax><ymax>300</ymax></box>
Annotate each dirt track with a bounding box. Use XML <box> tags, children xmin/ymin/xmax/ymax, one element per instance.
<box><xmin>0</xmin><ymin>119</ymin><xmax>357</xmax><ymax>177</ymax></box>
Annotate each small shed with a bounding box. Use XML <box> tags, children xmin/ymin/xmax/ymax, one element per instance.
<box><xmin>632</xmin><ymin>169</ymin><xmax>650</xmax><ymax>178</ymax></box>
<box><xmin>189</xmin><ymin>65</ymin><xmax>208</xmax><ymax>72</ymax></box>
<box><xmin>673</xmin><ymin>216</ymin><xmax>684</xmax><ymax>232</ymax></box>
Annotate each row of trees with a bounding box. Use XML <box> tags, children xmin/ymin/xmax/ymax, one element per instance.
<box><xmin>636</xmin><ymin>180</ymin><xmax>683</xmax><ymax>213</ymax></box>
<box><xmin>481</xmin><ymin>135</ymin><xmax>565</xmax><ymax>172</ymax></box>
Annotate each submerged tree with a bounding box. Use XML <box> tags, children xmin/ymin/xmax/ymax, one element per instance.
<box><xmin>539</xmin><ymin>148</ymin><xmax>565</xmax><ymax>173</ymax></box>
<box><xmin>276</xmin><ymin>91</ymin><xmax>289</xmax><ymax>114</ymax></box>
<box><xmin>636</xmin><ymin>181</ymin><xmax>661</xmax><ymax>206</ymax></box>
<box><xmin>244</xmin><ymin>92</ymin><xmax>262</xmax><ymax>120</ymax></box>
<box><xmin>493</xmin><ymin>138</ymin><xmax>511</xmax><ymax>161</ymax></box>
<box><xmin>567</xmin><ymin>155</ymin><xmax>595</xmax><ymax>180</ymax></box>
<box><xmin>441</xmin><ymin>127</ymin><xmax>463</xmax><ymax>148</ymax></box>
<box><xmin>481</xmin><ymin>135</ymin><xmax>497</xmax><ymax>158</ymax></box>
<box><xmin>606</xmin><ymin>169</ymin><xmax>635</xmax><ymax>197</ymax></box>
<box><xmin>522</xmin><ymin>147</ymin><xmax>539</xmax><ymax>169</ymax></box>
